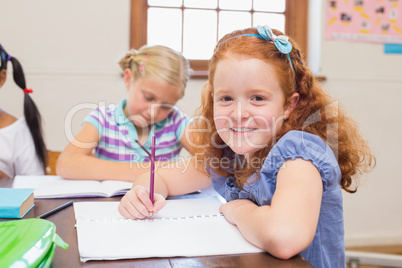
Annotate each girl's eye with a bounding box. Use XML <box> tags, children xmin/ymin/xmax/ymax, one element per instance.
<box><xmin>252</xmin><ymin>96</ymin><xmax>264</xmax><ymax>101</ymax></box>
<box><xmin>144</xmin><ymin>95</ymin><xmax>154</xmax><ymax>102</ymax></box>
<box><xmin>161</xmin><ymin>105</ymin><xmax>173</xmax><ymax>111</ymax></box>
<box><xmin>221</xmin><ymin>96</ymin><xmax>233</xmax><ymax>102</ymax></box>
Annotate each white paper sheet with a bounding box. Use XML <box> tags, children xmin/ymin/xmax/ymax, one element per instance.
<box><xmin>73</xmin><ymin>198</ymin><xmax>263</xmax><ymax>262</ymax></box>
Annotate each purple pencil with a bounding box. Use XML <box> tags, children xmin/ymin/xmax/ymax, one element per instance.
<box><xmin>134</xmin><ymin>138</ymin><xmax>155</xmax><ymax>205</ymax></box>
<box><xmin>150</xmin><ymin>135</ymin><xmax>156</xmax><ymax>204</ymax></box>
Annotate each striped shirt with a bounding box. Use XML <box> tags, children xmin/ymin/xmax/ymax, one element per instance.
<box><xmin>84</xmin><ymin>99</ymin><xmax>192</xmax><ymax>162</ymax></box>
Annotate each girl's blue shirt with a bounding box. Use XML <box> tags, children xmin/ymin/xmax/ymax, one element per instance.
<box><xmin>210</xmin><ymin>130</ymin><xmax>345</xmax><ymax>268</ymax></box>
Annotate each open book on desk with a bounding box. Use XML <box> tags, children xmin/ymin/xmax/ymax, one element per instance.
<box><xmin>13</xmin><ymin>175</ymin><xmax>133</xmax><ymax>198</ymax></box>
<box><xmin>74</xmin><ymin>197</ymin><xmax>263</xmax><ymax>262</ymax></box>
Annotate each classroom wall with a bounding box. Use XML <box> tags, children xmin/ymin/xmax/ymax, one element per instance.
<box><xmin>1</xmin><ymin>0</ymin><xmax>401</xmax><ymax>247</ymax></box>
<box><xmin>315</xmin><ymin>1</ymin><xmax>402</xmax><ymax>246</ymax></box>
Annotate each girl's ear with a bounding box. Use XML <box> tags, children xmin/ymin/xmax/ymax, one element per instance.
<box><xmin>123</xmin><ymin>68</ymin><xmax>133</xmax><ymax>90</ymax></box>
<box><xmin>284</xmin><ymin>92</ymin><xmax>300</xmax><ymax>119</ymax></box>
<box><xmin>0</xmin><ymin>69</ymin><xmax>7</xmax><ymax>87</ymax></box>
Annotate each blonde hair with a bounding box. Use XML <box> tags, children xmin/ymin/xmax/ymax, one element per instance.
<box><xmin>118</xmin><ymin>45</ymin><xmax>190</xmax><ymax>98</ymax></box>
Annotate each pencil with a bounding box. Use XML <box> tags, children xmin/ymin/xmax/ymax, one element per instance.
<box><xmin>134</xmin><ymin>138</ymin><xmax>156</xmax><ymax>208</ymax></box>
<box><xmin>150</xmin><ymin>135</ymin><xmax>155</xmax><ymax>204</ymax></box>
<box><xmin>134</xmin><ymin>139</ymin><xmax>152</xmax><ymax>157</ymax></box>
<box><xmin>37</xmin><ymin>200</ymin><xmax>74</xmax><ymax>219</ymax></box>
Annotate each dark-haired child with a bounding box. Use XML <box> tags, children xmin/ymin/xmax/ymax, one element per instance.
<box><xmin>0</xmin><ymin>44</ymin><xmax>47</xmax><ymax>178</ymax></box>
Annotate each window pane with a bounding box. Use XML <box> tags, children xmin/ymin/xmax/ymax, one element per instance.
<box><xmin>148</xmin><ymin>8</ymin><xmax>182</xmax><ymax>52</ymax></box>
<box><xmin>219</xmin><ymin>0</ymin><xmax>251</xmax><ymax>11</ymax></box>
<box><xmin>254</xmin><ymin>0</ymin><xmax>286</xmax><ymax>12</ymax></box>
<box><xmin>184</xmin><ymin>0</ymin><xmax>217</xmax><ymax>9</ymax></box>
<box><xmin>183</xmin><ymin>10</ymin><xmax>217</xmax><ymax>59</ymax></box>
<box><xmin>219</xmin><ymin>11</ymin><xmax>251</xmax><ymax>39</ymax></box>
<box><xmin>253</xmin><ymin>13</ymin><xmax>285</xmax><ymax>33</ymax></box>
<box><xmin>148</xmin><ymin>0</ymin><xmax>182</xmax><ymax>7</ymax></box>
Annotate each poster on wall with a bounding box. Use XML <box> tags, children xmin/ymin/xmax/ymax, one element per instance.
<box><xmin>326</xmin><ymin>0</ymin><xmax>402</xmax><ymax>44</ymax></box>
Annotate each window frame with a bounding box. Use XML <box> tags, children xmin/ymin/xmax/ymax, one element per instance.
<box><xmin>130</xmin><ymin>0</ymin><xmax>309</xmax><ymax>78</ymax></box>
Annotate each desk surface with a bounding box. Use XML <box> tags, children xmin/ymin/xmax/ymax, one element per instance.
<box><xmin>1</xmin><ymin>177</ymin><xmax>313</xmax><ymax>267</ymax></box>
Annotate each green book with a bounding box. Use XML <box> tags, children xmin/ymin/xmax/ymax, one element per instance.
<box><xmin>0</xmin><ymin>188</ymin><xmax>35</xmax><ymax>218</ymax></box>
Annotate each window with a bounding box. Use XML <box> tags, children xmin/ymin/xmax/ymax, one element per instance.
<box><xmin>130</xmin><ymin>0</ymin><xmax>308</xmax><ymax>77</ymax></box>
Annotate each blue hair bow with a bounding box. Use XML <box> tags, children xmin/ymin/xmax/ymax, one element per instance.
<box><xmin>239</xmin><ymin>25</ymin><xmax>294</xmax><ymax>70</ymax></box>
<box><xmin>257</xmin><ymin>25</ymin><xmax>292</xmax><ymax>54</ymax></box>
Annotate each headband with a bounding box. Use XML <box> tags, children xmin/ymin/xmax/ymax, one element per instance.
<box><xmin>237</xmin><ymin>25</ymin><xmax>294</xmax><ymax>70</ymax></box>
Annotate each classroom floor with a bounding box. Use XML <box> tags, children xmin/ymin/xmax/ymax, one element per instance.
<box><xmin>346</xmin><ymin>244</ymin><xmax>402</xmax><ymax>268</ymax></box>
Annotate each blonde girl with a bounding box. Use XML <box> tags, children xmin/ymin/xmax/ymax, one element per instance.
<box><xmin>57</xmin><ymin>45</ymin><xmax>193</xmax><ymax>181</ymax></box>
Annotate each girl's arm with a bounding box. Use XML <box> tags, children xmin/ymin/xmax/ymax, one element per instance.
<box><xmin>179</xmin><ymin>122</ymin><xmax>199</xmax><ymax>154</ymax></box>
<box><xmin>119</xmin><ymin>157</ymin><xmax>211</xmax><ymax>219</ymax></box>
<box><xmin>56</xmin><ymin>123</ymin><xmax>150</xmax><ymax>181</ymax></box>
<box><xmin>219</xmin><ymin>158</ymin><xmax>323</xmax><ymax>260</ymax></box>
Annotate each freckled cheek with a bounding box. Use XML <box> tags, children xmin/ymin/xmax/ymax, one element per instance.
<box><xmin>214</xmin><ymin>120</ymin><xmax>230</xmax><ymax>143</ymax></box>
<box><xmin>214</xmin><ymin>119</ymin><xmax>233</xmax><ymax>141</ymax></box>
<box><xmin>214</xmin><ymin>120</ymin><xmax>224</xmax><ymax>133</ymax></box>
<box><xmin>251</xmin><ymin>117</ymin><xmax>274</xmax><ymax>129</ymax></box>
<box><xmin>249</xmin><ymin>109</ymin><xmax>283</xmax><ymax>129</ymax></box>
<box><xmin>214</xmin><ymin>106</ymin><xmax>232</xmax><ymax>125</ymax></box>
<box><xmin>215</xmin><ymin>103</ymin><xmax>232</xmax><ymax>112</ymax></box>
<box><xmin>253</xmin><ymin>118</ymin><xmax>284</xmax><ymax>135</ymax></box>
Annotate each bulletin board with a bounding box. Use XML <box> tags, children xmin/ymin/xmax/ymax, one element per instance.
<box><xmin>326</xmin><ymin>0</ymin><xmax>402</xmax><ymax>44</ymax></box>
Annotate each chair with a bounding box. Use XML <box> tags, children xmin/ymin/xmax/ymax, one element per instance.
<box><xmin>46</xmin><ymin>150</ymin><xmax>61</xmax><ymax>175</ymax></box>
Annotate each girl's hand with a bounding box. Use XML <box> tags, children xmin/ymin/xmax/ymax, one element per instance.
<box><xmin>219</xmin><ymin>199</ymin><xmax>256</xmax><ymax>226</ymax></box>
<box><xmin>118</xmin><ymin>185</ymin><xmax>166</xmax><ymax>219</ymax></box>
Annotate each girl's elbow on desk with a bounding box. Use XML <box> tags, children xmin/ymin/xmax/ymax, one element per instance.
<box><xmin>55</xmin><ymin>152</ymin><xmax>95</xmax><ymax>180</ymax></box>
<box><xmin>55</xmin><ymin>152</ymin><xmax>86</xmax><ymax>179</ymax></box>
<box><xmin>224</xmin><ymin>202</ymin><xmax>310</xmax><ymax>259</ymax></box>
<box><xmin>259</xmin><ymin>227</ymin><xmax>311</xmax><ymax>260</ymax></box>
<box><xmin>238</xmin><ymin>208</ymin><xmax>313</xmax><ymax>260</ymax></box>
<box><xmin>55</xmin><ymin>154</ymin><xmax>69</xmax><ymax>178</ymax></box>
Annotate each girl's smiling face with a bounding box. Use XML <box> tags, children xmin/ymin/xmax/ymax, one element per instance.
<box><xmin>213</xmin><ymin>54</ymin><xmax>296</xmax><ymax>156</ymax></box>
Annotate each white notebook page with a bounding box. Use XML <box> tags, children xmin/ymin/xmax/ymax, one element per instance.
<box><xmin>13</xmin><ymin>175</ymin><xmax>133</xmax><ymax>198</ymax></box>
<box><xmin>74</xmin><ymin>198</ymin><xmax>263</xmax><ymax>262</ymax></box>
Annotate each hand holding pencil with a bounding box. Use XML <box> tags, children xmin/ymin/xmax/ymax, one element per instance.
<box><xmin>118</xmin><ymin>136</ymin><xmax>167</xmax><ymax>219</ymax></box>
<box><xmin>118</xmin><ymin>184</ymin><xmax>166</xmax><ymax>219</ymax></box>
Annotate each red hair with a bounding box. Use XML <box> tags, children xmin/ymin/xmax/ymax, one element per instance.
<box><xmin>190</xmin><ymin>27</ymin><xmax>375</xmax><ymax>193</ymax></box>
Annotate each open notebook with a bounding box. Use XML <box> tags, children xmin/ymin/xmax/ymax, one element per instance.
<box><xmin>74</xmin><ymin>197</ymin><xmax>263</xmax><ymax>262</ymax></box>
<box><xmin>13</xmin><ymin>175</ymin><xmax>133</xmax><ymax>198</ymax></box>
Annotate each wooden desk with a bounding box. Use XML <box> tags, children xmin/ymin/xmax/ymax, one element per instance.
<box><xmin>1</xmin><ymin>178</ymin><xmax>313</xmax><ymax>267</ymax></box>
